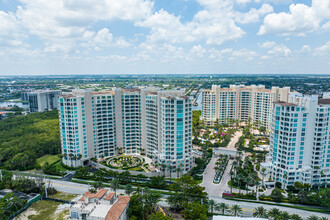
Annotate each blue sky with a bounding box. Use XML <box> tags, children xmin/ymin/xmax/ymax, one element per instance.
<box><xmin>0</xmin><ymin>0</ymin><xmax>329</xmax><ymax>75</ymax></box>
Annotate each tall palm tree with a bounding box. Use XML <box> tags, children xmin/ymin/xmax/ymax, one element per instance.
<box><xmin>110</xmin><ymin>178</ymin><xmax>119</xmax><ymax>196</ymax></box>
<box><xmin>253</xmin><ymin>206</ymin><xmax>267</xmax><ymax>218</ymax></box>
<box><xmin>168</xmin><ymin>165</ymin><xmax>173</xmax><ymax>180</ymax></box>
<box><xmin>229</xmin><ymin>170</ymin><xmax>234</xmax><ymax>194</ymax></box>
<box><xmin>161</xmin><ymin>163</ymin><xmax>166</xmax><ymax>177</ymax></box>
<box><xmin>261</xmin><ymin>167</ymin><xmax>267</xmax><ymax>187</ymax></box>
<box><xmin>255</xmin><ymin>181</ymin><xmax>261</xmax><ymax>200</ymax></box>
<box><xmin>208</xmin><ymin>199</ymin><xmax>215</xmax><ymax>213</ymax></box>
<box><xmin>176</xmin><ymin>167</ymin><xmax>181</xmax><ymax>178</ymax></box>
<box><xmin>230</xmin><ymin>204</ymin><xmax>242</xmax><ymax>216</ymax></box>
<box><xmin>216</xmin><ymin>202</ymin><xmax>229</xmax><ymax>215</ymax></box>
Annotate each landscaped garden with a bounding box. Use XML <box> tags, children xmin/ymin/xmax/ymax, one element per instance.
<box><xmin>102</xmin><ymin>155</ymin><xmax>149</xmax><ymax>172</ymax></box>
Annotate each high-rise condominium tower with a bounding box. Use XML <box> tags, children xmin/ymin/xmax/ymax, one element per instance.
<box><xmin>58</xmin><ymin>88</ymin><xmax>193</xmax><ymax>175</ymax></box>
<box><xmin>202</xmin><ymin>85</ymin><xmax>290</xmax><ymax>130</ymax></box>
<box><xmin>27</xmin><ymin>90</ymin><xmax>62</xmax><ymax>112</ymax></box>
<box><xmin>269</xmin><ymin>93</ymin><xmax>330</xmax><ymax>187</ymax></box>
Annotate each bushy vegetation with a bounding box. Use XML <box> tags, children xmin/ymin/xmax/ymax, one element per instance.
<box><xmin>0</xmin><ymin>110</ymin><xmax>61</xmax><ymax>170</ymax></box>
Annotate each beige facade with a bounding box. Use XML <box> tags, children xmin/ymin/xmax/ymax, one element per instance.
<box><xmin>202</xmin><ymin>85</ymin><xmax>290</xmax><ymax>130</ymax></box>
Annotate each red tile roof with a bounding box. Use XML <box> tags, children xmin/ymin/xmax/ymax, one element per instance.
<box><xmin>105</xmin><ymin>196</ymin><xmax>130</xmax><ymax>220</ymax></box>
<box><xmin>78</xmin><ymin>189</ymin><xmax>108</xmax><ymax>201</ymax></box>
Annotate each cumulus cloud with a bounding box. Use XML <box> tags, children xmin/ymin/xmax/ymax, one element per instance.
<box><xmin>209</xmin><ymin>48</ymin><xmax>257</xmax><ymax>61</ymax></box>
<box><xmin>268</xmin><ymin>45</ymin><xmax>291</xmax><ymax>57</ymax></box>
<box><xmin>259</xmin><ymin>41</ymin><xmax>276</xmax><ymax>48</ymax></box>
<box><xmin>258</xmin><ymin>0</ymin><xmax>330</xmax><ymax>36</ymax></box>
<box><xmin>235</xmin><ymin>4</ymin><xmax>273</xmax><ymax>24</ymax></box>
<box><xmin>314</xmin><ymin>41</ymin><xmax>330</xmax><ymax>56</ymax></box>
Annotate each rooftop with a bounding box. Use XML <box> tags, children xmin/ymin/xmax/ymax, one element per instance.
<box><xmin>273</xmin><ymin>101</ymin><xmax>297</xmax><ymax>106</ymax></box>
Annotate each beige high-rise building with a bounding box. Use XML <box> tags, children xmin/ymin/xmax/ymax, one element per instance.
<box><xmin>202</xmin><ymin>85</ymin><xmax>290</xmax><ymax>130</ymax></box>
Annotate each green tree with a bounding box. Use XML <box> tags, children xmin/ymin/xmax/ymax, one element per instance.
<box><xmin>148</xmin><ymin>212</ymin><xmax>173</xmax><ymax>220</ymax></box>
<box><xmin>216</xmin><ymin>202</ymin><xmax>229</xmax><ymax>215</ymax></box>
<box><xmin>182</xmin><ymin>202</ymin><xmax>208</xmax><ymax>220</ymax></box>
<box><xmin>110</xmin><ymin>178</ymin><xmax>119</xmax><ymax>196</ymax></box>
<box><xmin>168</xmin><ymin>176</ymin><xmax>208</xmax><ymax>211</ymax></box>
<box><xmin>125</xmin><ymin>184</ymin><xmax>133</xmax><ymax>196</ymax></box>
<box><xmin>208</xmin><ymin>199</ymin><xmax>215</xmax><ymax>213</ymax></box>
<box><xmin>127</xmin><ymin>194</ymin><xmax>144</xmax><ymax>219</ymax></box>
<box><xmin>290</xmin><ymin>214</ymin><xmax>302</xmax><ymax>220</ymax></box>
<box><xmin>230</xmin><ymin>204</ymin><xmax>242</xmax><ymax>216</ymax></box>
<box><xmin>271</xmin><ymin>188</ymin><xmax>284</xmax><ymax>202</ymax></box>
<box><xmin>253</xmin><ymin>206</ymin><xmax>267</xmax><ymax>218</ymax></box>
<box><xmin>268</xmin><ymin>208</ymin><xmax>280</xmax><ymax>219</ymax></box>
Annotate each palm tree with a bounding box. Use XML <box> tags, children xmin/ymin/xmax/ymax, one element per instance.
<box><xmin>253</xmin><ymin>206</ymin><xmax>267</xmax><ymax>218</ymax></box>
<box><xmin>268</xmin><ymin>208</ymin><xmax>280</xmax><ymax>219</ymax></box>
<box><xmin>255</xmin><ymin>181</ymin><xmax>261</xmax><ymax>200</ymax></box>
<box><xmin>229</xmin><ymin>170</ymin><xmax>234</xmax><ymax>194</ymax></box>
<box><xmin>125</xmin><ymin>184</ymin><xmax>133</xmax><ymax>195</ymax></box>
<box><xmin>237</xmin><ymin>173</ymin><xmax>244</xmax><ymax>196</ymax></box>
<box><xmin>160</xmin><ymin>163</ymin><xmax>166</xmax><ymax>177</ymax></box>
<box><xmin>281</xmin><ymin>211</ymin><xmax>290</xmax><ymax>220</ymax></box>
<box><xmin>216</xmin><ymin>202</ymin><xmax>229</xmax><ymax>215</ymax></box>
<box><xmin>208</xmin><ymin>199</ymin><xmax>215</xmax><ymax>213</ymax></box>
<box><xmin>110</xmin><ymin>178</ymin><xmax>119</xmax><ymax>196</ymax></box>
<box><xmin>168</xmin><ymin>165</ymin><xmax>173</xmax><ymax>180</ymax></box>
<box><xmin>290</xmin><ymin>214</ymin><xmax>302</xmax><ymax>220</ymax></box>
<box><xmin>230</xmin><ymin>204</ymin><xmax>242</xmax><ymax>216</ymax></box>
<box><xmin>176</xmin><ymin>167</ymin><xmax>181</xmax><ymax>178</ymax></box>
<box><xmin>319</xmin><ymin>217</ymin><xmax>329</xmax><ymax>220</ymax></box>
<box><xmin>261</xmin><ymin>167</ymin><xmax>267</xmax><ymax>187</ymax></box>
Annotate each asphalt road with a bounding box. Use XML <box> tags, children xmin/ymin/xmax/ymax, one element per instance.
<box><xmin>46</xmin><ymin>178</ymin><xmax>330</xmax><ymax>219</ymax></box>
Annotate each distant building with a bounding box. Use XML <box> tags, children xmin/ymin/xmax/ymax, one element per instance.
<box><xmin>70</xmin><ymin>189</ymin><xmax>130</xmax><ymax>220</ymax></box>
<box><xmin>58</xmin><ymin>88</ymin><xmax>193</xmax><ymax>176</ymax></box>
<box><xmin>202</xmin><ymin>85</ymin><xmax>290</xmax><ymax>130</ymax></box>
<box><xmin>27</xmin><ymin>90</ymin><xmax>62</xmax><ymax>112</ymax></box>
<box><xmin>269</xmin><ymin>93</ymin><xmax>330</xmax><ymax>187</ymax></box>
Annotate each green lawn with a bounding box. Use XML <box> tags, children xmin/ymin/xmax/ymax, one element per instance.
<box><xmin>53</xmin><ymin>160</ymin><xmax>69</xmax><ymax>172</ymax></box>
<box><xmin>49</xmin><ymin>192</ymin><xmax>78</xmax><ymax>201</ymax></box>
<box><xmin>36</xmin><ymin>155</ymin><xmax>60</xmax><ymax>167</ymax></box>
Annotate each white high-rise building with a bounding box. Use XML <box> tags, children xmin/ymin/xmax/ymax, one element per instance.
<box><xmin>269</xmin><ymin>93</ymin><xmax>330</xmax><ymax>187</ymax></box>
<box><xmin>202</xmin><ymin>85</ymin><xmax>290</xmax><ymax>130</ymax></box>
<box><xmin>58</xmin><ymin>88</ymin><xmax>193</xmax><ymax>175</ymax></box>
<box><xmin>28</xmin><ymin>90</ymin><xmax>62</xmax><ymax>112</ymax></box>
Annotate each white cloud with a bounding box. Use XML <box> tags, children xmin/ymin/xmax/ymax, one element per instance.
<box><xmin>209</xmin><ymin>48</ymin><xmax>257</xmax><ymax>61</ymax></box>
<box><xmin>314</xmin><ymin>41</ymin><xmax>330</xmax><ymax>56</ymax></box>
<box><xmin>258</xmin><ymin>0</ymin><xmax>330</xmax><ymax>36</ymax></box>
<box><xmin>137</xmin><ymin>1</ymin><xmax>246</xmax><ymax>46</ymax></box>
<box><xmin>300</xmin><ymin>45</ymin><xmax>311</xmax><ymax>53</ymax></box>
<box><xmin>322</xmin><ymin>21</ymin><xmax>330</xmax><ymax>30</ymax></box>
<box><xmin>235</xmin><ymin>4</ymin><xmax>273</xmax><ymax>24</ymax></box>
<box><xmin>94</xmin><ymin>28</ymin><xmax>113</xmax><ymax>45</ymax></box>
<box><xmin>259</xmin><ymin>41</ymin><xmax>276</xmax><ymax>48</ymax></box>
<box><xmin>268</xmin><ymin>44</ymin><xmax>291</xmax><ymax>57</ymax></box>
<box><xmin>190</xmin><ymin>45</ymin><xmax>206</xmax><ymax>57</ymax></box>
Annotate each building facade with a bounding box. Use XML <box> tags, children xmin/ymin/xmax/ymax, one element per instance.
<box><xmin>59</xmin><ymin>88</ymin><xmax>193</xmax><ymax>175</ymax></box>
<box><xmin>202</xmin><ymin>85</ymin><xmax>290</xmax><ymax>130</ymax></box>
<box><xmin>27</xmin><ymin>90</ymin><xmax>62</xmax><ymax>112</ymax></box>
<box><xmin>268</xmin><ymin>93</ymin><xmax>330</xmax><ymax>187</ymax></box>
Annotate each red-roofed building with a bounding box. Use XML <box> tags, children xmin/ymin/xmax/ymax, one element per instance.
<box><xmin>70</xmin><ymin>189</ymin><xmax>130</xmax><ymax>220</ymax></box>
